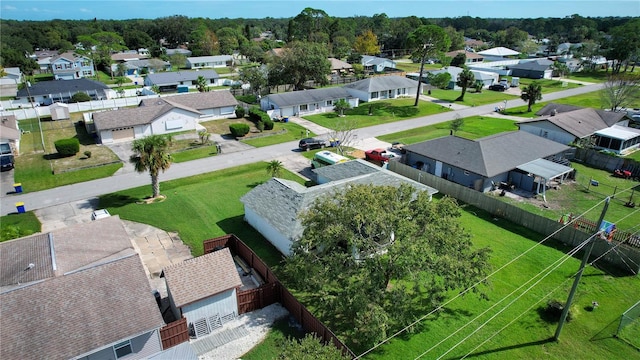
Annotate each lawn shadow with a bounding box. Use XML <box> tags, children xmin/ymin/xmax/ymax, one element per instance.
<box><xmin>453</xmin><ymin>337</ymin><xmax>555</xmax><ymax>359</ymax></box>
<box><xmin>97</xmin><ymin>193</ymin><xmax>139</xmax><ymax>209</ymax></box>
<box><xmin>247</xmin><ymin>181</ymin><xmax>265</xmax><ymax>189</ymax></box>
<box><xmin>590</xmin><ymin>318</ymin><xmax>620</xmax><ymax>342</ymax></box>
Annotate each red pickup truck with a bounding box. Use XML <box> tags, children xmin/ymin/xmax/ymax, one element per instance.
<box><xmin>365</xmin><ymin>148</ymin><xmax>398</xmax><ymax>163</ymax></box>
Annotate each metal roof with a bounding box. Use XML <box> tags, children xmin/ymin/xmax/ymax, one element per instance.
<box><xmin>595</xmin><ymin>124</ymin><xmax>640</xmax><ymax>141</ymax></box>
<box><xmin>516</xmin><ymin>158</ymin><xmax>574</xmax><ymax>180</ymax></box>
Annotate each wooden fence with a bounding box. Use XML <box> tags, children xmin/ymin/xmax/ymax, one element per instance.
<box><xmin>159</xmin><ymin>317</ymin><xmax>189</xmax><ymax>349</ymax></box>
<box><xmin>389</xmin><ymin>161</ymin><xmax>640</xmax><ymax>275</ymax></box>
<box><xmin>203</xmin><ymin>234</ymin><xmax>356</xmax><ymax>358</ymax></box>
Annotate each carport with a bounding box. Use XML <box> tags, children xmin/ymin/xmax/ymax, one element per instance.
<box><xmin>515</xmin><ymin>159</ymin><xmax>574</xmax><ymax>202</ymax></box>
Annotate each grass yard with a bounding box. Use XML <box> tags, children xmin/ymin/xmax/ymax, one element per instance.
<box><xmin>241</xmin><ymin>121</ymin><xmax>313</xmax><ymax>147</ymax></box>
<box><xmin>364</xmin><ymin>203</ymin><xmax>640</xmax><ymax>359</ymax></box>
<box><xmin>241</xmin><ymin>317</ymin><xmax>305</xmax><ymax>360</ymax></box>
<box><xmin>377</xmin><ymin>116</ymin><xmax>519</xmax><ymax>145</ymax></box>
<box><xmin>97</xmin><ymin>162</ymin><xmax>305</xmax><ymax>262</ymax></box>
<box><xmin>497</xmin><ymin>163</ymin><xmax>640</xmax><ymax>232</ymax></box>
<box><xmin>427</xmin><ymin>87</ymin><xmax>516</xmax><ymax>107</ymax></box>
<box><xmin>304</xmin><ymin>99</ymin><xmax>450</xmax><ymax>130</ymax></box>
<box><xmin>0</xmin><ymin>211</ymin><xmax>41</xmax><ymax>242</ymax></box>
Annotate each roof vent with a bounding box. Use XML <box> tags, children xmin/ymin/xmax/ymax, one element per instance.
<box><xmin>25</xmin><ymin>263</ymin><xmax>35</xmax><ymax>271</ymax></box>
<box><xmin>551</xmin><ymin>109</ymin><xmax>557</xmax><ymax>116</ymax></box>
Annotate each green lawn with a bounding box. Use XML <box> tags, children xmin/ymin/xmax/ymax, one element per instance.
<box><xmin>0</xmin><ymin>211</ymin><xmax>41</xmax><ymax>242</ymax></box>
<box><xmin>97</xmin><ymin>162</ymin><xmax>305</xmax><ymax>262</ymax></box>
<box><xmin>304</xmin><ymin>99</ymin><xmax>450</xmax><ymax>130</ymax></box>
<box><xmin>364</xmin><ymin>203</ymin><xmax>639</xmax><ymax>359</ymax></box>
<box><xmin>241</xmin><ymin>122</ymin><xmax>313</xmax><ymax>147</ymax></box>
<box><xmin>428</xmin><ymin>87</ymin><xmax>516</xmax><ymax>107</ymax></box>
<box><xmin>378</xmin><ymin>116</ymin><xmax>519</xmax><ymax>145</ymax></box>
<box><xmin>241</xmin><ymin>317</ymin><xmax>305</xmax><ymax>359</ymax></box>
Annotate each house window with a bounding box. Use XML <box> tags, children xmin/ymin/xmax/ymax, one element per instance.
<box><xmin>113</xmin><ymin>340</ymin><xmax>132</xmax><ymax>358</ymax></box>
<box><xmin>82</xmin><ymin>70</ymin><xmax>92</xmax><ymax>76</ymax></box>
<box><xmin>300</xmin><ymin>104</ymin><xmax>308</xmax><ymax>111</ymax></box>
<box><xmin>371</xmin><ymin>91</ymin><xmax>379</xmax><ymax>99</ymax></box>
<box><xmin>81</xmin><ymin>60</ymin><xmax>90</xmax><ymax>67</ymax></box>
<box><xmin>326</xmin><ymin>100</ymin><xmax>333</xmax><ymax>106</ymax></box>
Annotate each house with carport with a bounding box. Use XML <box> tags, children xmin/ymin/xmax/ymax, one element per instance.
<box><xmin>162</xmin><ymin>248</ymin><xmax>242</xmax><ymax>339</ymax></box>
<box><xmin>0</xmin><ymin>216</ymin><xmax>166</xmax><ymax>360</ymax></box>
<box><xmin>518</xmin><ymin>103</ymin><xmax>636</xmax><ymax>154</ymax></box>
<box><xmin>403</xmin><ymin>131</ymin><xmax>573</xmax><ymax>198</ymax></box>
<box><xmin>91</xmin><ymin>91</ymin><xmax>237</xmax><ymax>143</ymax></box>
<box><xmin>343</xmin><ymin>75</ymin><xmax>420</xmax><ymax>102</ymax></box>
<box><xmin>260</xmin><ymin>87</ymin><xmax>359</xmax><ymax>118</ymax></box>
<box><xmin>240</xmin><ymin>160</ymin><xmax>438</xmax><ymax>256</ymax></box>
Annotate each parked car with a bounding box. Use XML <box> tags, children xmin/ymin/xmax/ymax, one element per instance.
<box><xmin>365</xmin><ymin>148</ymin><xmax>398</xmax><ymax>163</ymax></box>
<box><xmin>488</xmin><ymin>84</ymin><xmax>508</xmax><ymax>92</ymax></box>
<box><xmin>298</xmin><ymin>138</ymin><xmax>327</xmax><ymax>151</ymax></box>
<box><xmin>91</xmin><ymin>209</ymin><xmax>111</xmax><ymax>220</ymax></box>
<box><xmin>0</xmin><ymin>155</ymin><xmax>14</xmax><ymax>171</ymax></box>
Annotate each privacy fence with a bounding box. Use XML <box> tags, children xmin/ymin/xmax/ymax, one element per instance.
<box><xmin>159</xmin><ymin>317</ymin><xmax>189</xmax><ymax>350</ymax></box>
<box><xmin>203</xmin><ymin>234</ymin><xmax>356</xmax><ymax>358</ymax></box>
<box><xmin>389</xmin><ymin>161</ymin><xmax>640</xmax><ymax>275</ymax></box>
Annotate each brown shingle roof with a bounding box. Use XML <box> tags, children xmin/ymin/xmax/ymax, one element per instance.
<box><xmin>0</xmin><ymin>255</ymin><xmax>164</xmax><ymax>360</ymax></box>
<box><xmin>153</xmin><ymin>91</ymin><xmax>238</xmax><ymax>111</ymax></box>
<box><xmin>0</xmin><ymin>233</ymin><xmax>54</xmax><ymax>291</ymax></box>
<box><xmin>164</xmin><ymin>248</ymin><xmax>241</xmax><ymax>308</ymax></box>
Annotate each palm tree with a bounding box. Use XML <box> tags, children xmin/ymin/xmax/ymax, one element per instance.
<box><xmin>266</xmin><ymin>160</ymin><xmax>284</xmax><ymax>178</ymax></box>
<box><xmin>130</xmin><ymin>135</ymin><xmax>173</xmax><ymax>198</ymax></box>
<box><xmin>196</xmin><ymin>75</ymin><xmax>209</xmax><ymax>92</ymax></box>
<box><xmin>333</xmin><ymin>99</ymin><xmax>351</xmax><ymax>117</ymax></box>
<box><xmin>456</xmin><ymin>68</ymin><xmax>475</xmax><ymax>101</ymax></box>
<box><xmin>520</xmin><ymin>82</ymin><xmax>543</xmax><ymax>112</ymax></box>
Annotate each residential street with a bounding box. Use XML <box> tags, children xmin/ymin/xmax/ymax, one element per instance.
<box><xmin>0</xmin><ymin>83</ymin><xmax>603</xmax><ymax>216</ymax></box>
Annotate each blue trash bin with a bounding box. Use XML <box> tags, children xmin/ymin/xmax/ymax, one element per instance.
<box><xmin>15</xmin><ymin>202</ymin><xmax>25</xmax><ymax>213</ymax></box>
<box><xmin>283</xmin><ymin>117</ymin><xmax>289</xmax><ymax>123</ymax></box>
<box><xmin>14</xmin><ymin>183</ymin><xmax>22</xmax><ymax>193</ymax></box>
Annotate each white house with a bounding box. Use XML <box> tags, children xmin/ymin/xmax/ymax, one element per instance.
<box><xmin>343</xmin><ymin>75</ymin><xmax>420</xmax><ymax>102</ymax></box>
<box><xmin>422</xmin><ymin>66</ymin><xmax>499</xmax><ymax>90</ymax></box>
<box><xmin>144</xmin><ymin>70</ymin><xmax>221</xmax><ymax>92</ymax></box>
<box><xmin>91</xmin><ymin>91</ymin><xmax>237</xmax><ymax>144</ymax></box>
<box><xmin>260</xmin><ymin>87</ymin><xmax>359</xmax><ymax>118</ymax></box>
<box><xmin>0</xmin><ymin>67</ymin><xmax>22</xmax><ymax>97</ymax></box>
<box><xmin>240</xmin><ymin>160</ymin><xmax>438</xmax><ymax>256</ymax></box>
<box><xmin>162</xmin><ymin>248</ymin><xmax>242</xmax><ymax>339</ymax></box>
<box><xmin>361</xmin><ymin>55</ymin><xmax>397</xmax><ymax>73</ymax></box>
<box><xmin>186</xmin><ymin>55</ymin><xmax>233</xmax><ymax>69</ymax></box>
<box><xmin>0</xmin><ymin>114</ymin><xmax>20</xmax><ymax>154</ymax></box>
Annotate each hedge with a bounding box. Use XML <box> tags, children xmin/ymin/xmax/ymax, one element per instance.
<box><xmin>54</xmin><ymin>138</ymin><xmax>80</xmax><ymax>156</ymax></box>
<box><xmin>229</xmin><ymin>123</ymin><xmax>250</xmax><ymax>138</ymax></box>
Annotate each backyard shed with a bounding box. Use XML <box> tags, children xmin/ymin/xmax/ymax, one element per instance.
<box><xmin>163</xmin><ymin>248</ymin><xmax>242</xmax><ymax>339</ymax></box>
<box><xmin>49</xmin><ymin>102</ymin><xmax>70</xmax><ymax>120</ymax></box>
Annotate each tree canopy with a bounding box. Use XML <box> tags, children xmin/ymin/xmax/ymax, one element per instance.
<box><xmin>130</xmin><ymin>135</ymin><xmax>173</xmax><ymax>198</ymax></box>
<box><xmin>268</xmin><ymin>41</ymin><xmax>330</xmax><ymax>90</ymax></box>
<box><xmin>520</xmin><ymin>82</ymin><xmax>543</xmax><ymax>112</ymax></box>
<box><xmin>281</xmin><ymin>184</ymin><xmax>491</xmax><ymax>348</ymax></box>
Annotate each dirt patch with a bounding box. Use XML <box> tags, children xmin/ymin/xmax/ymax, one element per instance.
<box><xmin>137</xmin><ymin>195</ymin><xmax>167</xmax><ymax>204</ymax></box>
<box><xmin>349</xmin><ymin>149</ymin><xmax>366</xmax><ymax>159</ymax></box>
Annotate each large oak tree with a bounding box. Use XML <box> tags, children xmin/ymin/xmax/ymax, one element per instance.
<box><xmin>281</xmin><ymin>184</ymin><xmax>491</xmax><ymax>348</ymax></box>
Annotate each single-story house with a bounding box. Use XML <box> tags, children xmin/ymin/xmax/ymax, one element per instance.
<box><xmin>16</xmin><ymin>78</ymin><xmax>111</xmax><ymax>105</ymax></box>
<box><xmin>162</xmin><ymin>247</ymin><xmax>242</xmax><ymax>339</ymax></box>
<box><xmin>113</xmin><ymin>59</ymin><xmax>172</xmax><ymax>76</ymax></box>
<box><xmin>50</xmin><ymin>51</ymin><xmax>95</xmax><ymax>80</ymax></box>
<box><xmin>92</xmin><ymin>91</ymin><xmax>237</xmax><ymax>143</ymax></box>
<box><xmin>518</xmin><ymin>103</ymin><xmax>629</xmax><ymax>148</ymax></box>
<box><xmin>0</xmin><ymin>67</ymin><xmax>23</xmax><ymax>97</ymax></box>
<box><xmin>111</xmin><ymin>50</ymin><xmax>150</xmax><ymax>62</ymax></box>
<box><xmin>361</xmin><ymin>55</ymin><xmax>397</xmax><ymax>73</ymax></box>
<box><xmin>329</xmin><ymin>57</ymin><xmax>354</xmax><ymax>75</ymax></box>
<box><xmin>403</xmin><ymin>131</ymin><xmax>573</xmax><ymax>196</ymax></box>
<box><xmin>343</xmin><ymin>75</ymin><xmax>420</xmax><ymax>102</ymax></box>
<box><xmin>445</xmin><ymin>50</ymin><xmax>484</xmax><ymax>63</ymax></box>
<box><xmin>477</xmin><ymin>47</ymin><xmax>520</xmax><ymax>62</ymax></box>
<box><xmin>144</xmin><ymin>70</ymin><xmax>221</xmax><ymax>92</ymax></box>
<box><xmin>186</xmin><ymin>55</ymin><xmax>234</xmax><ymax>69</ymax></box>
<box><xmin>240</xmin><ymin>159</ymin><xmax>438</xmax><ymax>255</ymax></box>
<box><xmin>464</xmin><ymin>37</ymin><xmax>486</xmax><ymax>50</ymax></box>
<box><xmin>423</xmin><ymin>66</ymin><xmax>499</xmax><ymax>89</ymax></box>
<box><xmin>260</xmin><ymin>87</ymin><xmax>359</xmax><ymax>118</ymax></box>
<box><xmin>507</xmin><ymin>59</ymin><xmax>554</xmax><ymax>79</ymax></box>
<box><xmin>0</xmin><ymin>216</ymin><xmax>166</xmax><ymax>360</ymax></box>
<box><xmin>164</xmin><ymin>48</ymin><xmax>192</xmax><ymax>56</ymax></box>
<box><xmin>0</xmin><ymin>114</ymin><xmax>20</xmax><ymax>154</ymax></box>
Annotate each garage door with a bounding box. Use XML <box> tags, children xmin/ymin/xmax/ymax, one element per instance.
<box><xmin>111</xmin><ymin>128</ymin><xmax>135</xmax><ymax>141</ymax></box>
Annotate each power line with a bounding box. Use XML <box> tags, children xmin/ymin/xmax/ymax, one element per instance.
<box><xmin>354</xmin><ymin>197</ymin><xmax>608</xmax><ymax>359</ymax></box>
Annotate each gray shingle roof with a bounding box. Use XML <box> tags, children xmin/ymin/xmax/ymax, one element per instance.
<box><xmin>265</xmin><ymin>87</ymin><xmax>351</xmax><ymax>107</ymax></box>
<box><xmin>509</xmin><ymin>59</ymin><xmax>553</xmax><ymax>71</ymax></box>
<box><xmin>16</xmin><ymin>78</ymin><xmax>109</xmax><ymax>97</ymax></box>
<box><xmin>163</xmin><ymin>247</ymin><xmax>241</xmax><ymax>308</ymax></box>
<box><xmin>145</xmin><ymin>70</ymin><xmax>219</xmax><ymax>86</ymax></box>
<box><xmin>149</xmin><ymin>90</ymin><xmax>238</xmax><ymax>111</ymax></box>
<box><xmin>0</xmin><ymin>255</ymin><xmax>164</xmax><ymax>360</ymax></box>
<box><xmin>344</xmin><ymin>75</ymin><xmax>419</xmax><ymax>93</ymax></box>
<box><xmin>405</xmin><ymin>131</ymin><xmax>570</xmax><ymax>177</ymax></box>
<box><xmin>523</xmin><ymin>104</ymin><xmax>627</xmax><ymax>138</ymax></box>
<box><xmin>187</xmin><ymin>55</ymin><xmax>233</xmax><ymax>64</ymax></box>
<box><xmin>312</xmin><ymin>158</ymin><xmax>380</xmax><ymax>182</ymax></box>
<box><xmin>0</xmin><ymin>233</ymin><xmax>54</xmax><ymax>291</ymax></box>
<box><xmin>92</xmin><ymin>102</ymin><xmax>181</xmax><ymax>131</ymax></box>
<box><xmin>240</xmin><ymin>164</ymin><xmax>438</xmax><ymax>245</ymax></box>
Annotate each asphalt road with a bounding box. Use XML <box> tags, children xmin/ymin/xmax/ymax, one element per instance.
<box><xmin>0</xmin><ymin>83</ymin><xmax>604</xmax><ymax>216</ymax></box>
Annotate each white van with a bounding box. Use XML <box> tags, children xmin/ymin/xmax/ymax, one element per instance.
<box><xmin>311</xmin><ymin>151</ymin><xmax>349</xmax><ymax>169</ymax></box>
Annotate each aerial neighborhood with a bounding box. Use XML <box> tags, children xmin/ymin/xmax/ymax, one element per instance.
<box><xmin>1</xmin><ymin>5</ymin><xmax>640</xmax><ymax>360</ymax></box>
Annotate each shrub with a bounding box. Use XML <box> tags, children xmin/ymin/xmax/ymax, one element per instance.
<box><xmin>84</xmin><ymin>150</ymin><xmax>92</xmax><ymax>158</ymax></box>
<box><xmin>263</xmin><ymin>117</ymin><xmax>274</xmax><ymax>130</ymax></box>
<box><xmin>229</xmin><ymin>123</ymin><xmax>250</xmax><ymax>138</ymax></box>
<box><xmin>54</xmin><ymin>138</ymin><xmax>80</xmax><ymax>156</ymax></box>
<box><xmin>68</xmin><ymin>92</ymin><xmax>91</xmax><ymax>103</ymax></box>
<box><xmin>235</xmin><ymin>106</ymin><xmax>246</xmax><ymax>118</ymax></box>
<box><xmin>248</xmin><ymin>106</ymin><xmax>263</xmax><ymax>122</ymax></box>
<box><xmin>256</xmin><ymin>120</ymin><xmax>265</xmax><ymax>132</ymax></box>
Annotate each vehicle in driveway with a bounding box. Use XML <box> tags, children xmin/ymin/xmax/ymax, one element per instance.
<box><xmin>298</xmin><ymin>137</ymin><xmax>327</xmax><ymax>151</ymax></box>
<box><xmin>1</xmin><ymin>155</ymin><xmax>14</xmax><ymax>171</ymax></box>
<box><xmin>488</xmin><ymin>84</ymin><xmax>508</xmax><ymax>92</ymax></box>
<box><xmin>365</xmin><ymin>148</ymin><xmax>398</xmax><ymax>163</ymax></box>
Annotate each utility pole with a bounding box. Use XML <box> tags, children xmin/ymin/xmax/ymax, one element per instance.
<box><xmin>554</xmin><ymin>197</ymin><xmax>610</xmax><ymax>341</ymax></box>
<box><xmin>414</xmin><ymin>42</ymin><xmax>433</xmax><ymax>107</ymax></box>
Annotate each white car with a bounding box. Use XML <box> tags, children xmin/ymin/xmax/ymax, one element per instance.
<box><xmin>91</xmin><ymin>209</ymin><xmax>111</xmax><ymax>220</ymax></box>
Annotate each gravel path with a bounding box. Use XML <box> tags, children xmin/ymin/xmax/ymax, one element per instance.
<box><xmin>198</xmin><ymin>303</ymin><xmax>290</xmax><ymax>360</ymax></box>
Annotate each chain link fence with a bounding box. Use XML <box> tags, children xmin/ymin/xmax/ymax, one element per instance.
<box><xmin>616</xmin><ymin>300</ymin><xmax>640</xmax><ymax>350</ymax></box>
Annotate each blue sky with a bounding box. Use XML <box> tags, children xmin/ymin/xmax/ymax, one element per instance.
<box><xmin>1</xmin><ymin>0</ymin><xmax>638</xmax><ymax>21</ymax></box>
